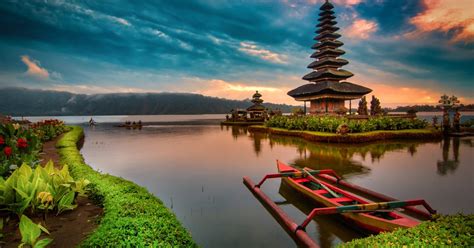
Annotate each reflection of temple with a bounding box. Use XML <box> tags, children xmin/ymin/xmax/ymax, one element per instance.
<box><xmin>287</xmin><ymin>0</ymin><xmax>371</xmax><ymax>114</ymax></box>
<box><xmin>222</xmin><ymin>91</ymin><xmax>268</xmax><ymax>125</ymax></box>
<box><xmin>437</xmin><ymin>137</ymin><xmax>460</xmax><ymax>175</ymax></box>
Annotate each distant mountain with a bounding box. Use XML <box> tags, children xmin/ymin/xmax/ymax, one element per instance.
<box><xmin>0</xmin><ymin>87</ymin><xmax>296</xmax><ymax>116</ymax></box>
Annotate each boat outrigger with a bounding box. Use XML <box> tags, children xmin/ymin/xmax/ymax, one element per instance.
<box><xmin>243</xmin><ymin>160</ymin><xmax>436</xmax><ymax>248</ymax></box>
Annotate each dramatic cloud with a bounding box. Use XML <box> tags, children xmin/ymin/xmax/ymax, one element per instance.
<box><xmin>303</xmin><ymin>0</ymin><xmax>363</xmax><ymax>6</ymax></box>
<box><xmin>239</xmin><ymin>42</ymin><xmax>287</xmax><ymax>64</ymax></box>
<box><xmin>110</xmin><ymin>17</ymin><xmax>131</xmax><ymax>26</ymax></box>
<box><xmin>21</xmin><ymin>56</ymin><xmax>50</xmax><ymax>80</ymax></box>
<box><xmin>344</xmin><ymin>18</ymin><xmax>378</xmax><ymax>39</ymax></box>
<box><xmin>409</xmin><ymin>0</ymin><xmax>474</xmax><ymax>42</ymax></box>
<box><xmin>1</xmin><ymin>1</ymin><xmax>472</xmax><ymax>106</ymax></box>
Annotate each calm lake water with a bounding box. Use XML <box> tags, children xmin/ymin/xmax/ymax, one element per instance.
<box><xmin>27</xmin><ymin>114</ymin><xmax>474</xmax><ymax>247</ymax></box>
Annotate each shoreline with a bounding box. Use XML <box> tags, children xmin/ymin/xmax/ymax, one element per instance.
<box><xmin>56</xmin><ymin>126</ymin><xmax>197</xmax><ymax>247</ymax></box>
<box><xmin>248</xmin><ymin>125</ymin><xmax>443</xmax><ymax>143</ymax></box>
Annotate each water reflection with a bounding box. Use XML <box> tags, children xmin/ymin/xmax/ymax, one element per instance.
<box><xmin>278</xmin><ymin>181</ymin><xmax>365</xmax><ymax>248</ymax></box>
<box><xmin>437</xmin><ymin>137</ymin><xmax>460</xmax><ymax>175</ymax></box>
<box><xmin>80</xmin><ymin>122</ymin><xmax>473</xmax><ymax>247</ymax></box>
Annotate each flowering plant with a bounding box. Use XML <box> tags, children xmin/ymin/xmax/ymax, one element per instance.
<box><xmin>0</xmin><ymin>123</ymin><xmax>41</xmax><ymax>177</ymax></box>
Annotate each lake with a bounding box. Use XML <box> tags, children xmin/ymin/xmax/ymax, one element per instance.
<box><xmin>27</xmin><ymin>114</ymin><xmax>474</xmax><ymax>247</ymax></box>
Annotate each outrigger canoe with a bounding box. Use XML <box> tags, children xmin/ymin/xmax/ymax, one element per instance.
<box><xmin>277</xmin><ymin>161</ymin><xmax>419</xmax><ymax>233</ymax></box>
<box><xmin>243</xmin><ymin>160</ymin><xmax>436</xmax><ymax>247</ymax></box>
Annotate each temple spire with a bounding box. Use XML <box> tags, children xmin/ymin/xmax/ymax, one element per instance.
<box><xmin>287</xmin><ymin>0</ymin><xmax>372</xmax><ymax>114</ymax></box>
<box><xmin>303</xmin><ymin>0</ymin><xmax>353</xmax><ymax>83</ymax></box>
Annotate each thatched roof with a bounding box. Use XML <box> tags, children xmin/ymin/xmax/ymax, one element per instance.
<box><xmin>307</xmin><ymin>58</ymin><xmax>348</xmax><ymax>69</ymax></box>
<box><xmin>311</xmin><ymin>40</ymin><xmax>343</xmax><ymax>49</ymax></box>
<box><xmin>302</xmin><ymin>69</ymin><xmax>353</xmax><ymax>82</ymax></box>
<box><xmin>288</xmin><ymin>82</ymin><xmax>372</xmax><ymax>98</ymax></box>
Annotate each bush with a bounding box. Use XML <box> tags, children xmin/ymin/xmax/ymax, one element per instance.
<box><xmin>0</xmin><ymin>161</ymin><xmax>89</xmax><ymax>216</ymax></box>
<box><xmin>340</xmin><ymin>214</ymin><xmax>474</xmax><ymax>247</ymax></box>
<box><xmin>29</xmin><ymin>119</ymin><xmax>68</xmax><ymax>142</ymax></box>
<box><xmin>265</xmin><ymin>116</ymin><xmax>428</xmax><ymax>133</ymax></box>
<box><xmin>0</xmin><ymin>123</ymin><xmax>42</xmax><ymax>177</ymax></box>
<box><xmin>57</xmin><ymin>126</ymin><xmax>196</xmax><ymax>247</ymax></box>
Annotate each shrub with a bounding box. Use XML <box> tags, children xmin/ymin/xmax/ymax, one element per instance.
<box><xmin>29</xmin><ymin>119</ymin><xmax>68</xmax><ymax>142</ymax></box>
<box><xmin>0</xmin><ymin>123</ymin><xmax>42</xmax><ymax>177</ymax></box>
<box><xmin>265</xmin><ymin>116</ymin><xmax>428</xmax><ymax>133</ymax></box>
<box><xmin>340</xmin><ymin>214</ymin><xmax>474</xmax><ymax>247</ymax></box>
<box><xmin>0</xmin><ymin>161</ymin><xmax>89</xmax><ymax>216</ymax></box>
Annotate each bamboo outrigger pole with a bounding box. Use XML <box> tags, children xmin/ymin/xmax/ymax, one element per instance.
<box><xmin>298</xmin><ymin>199</ymin><xmax>437</xmax><ymax>231</ymax></box>
<box><xmin>243</xmin><ymin>177</ymin><xmax>320</xmax><ymax>248</ymax></box>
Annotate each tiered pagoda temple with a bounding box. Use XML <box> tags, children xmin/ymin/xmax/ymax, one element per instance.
<box><xmin>288</xmin><ymin>0</ymin><xmax>372</xmax><ymax>114</ymax></box>
<box><xmin>247</xmin><ymin>91</ymin><xmax>266</xmax><ymax>119</ymax></box>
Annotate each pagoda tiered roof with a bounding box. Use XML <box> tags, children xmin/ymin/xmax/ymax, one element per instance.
<box><xmin>288</xmin><ymin>82</ymin><xmax>372</xmax><ymax>100</ymax></box>
<box><xmin>289</xmin><ymin>0</ymin><xmax>372</xmax><ymax>99</ymax></box>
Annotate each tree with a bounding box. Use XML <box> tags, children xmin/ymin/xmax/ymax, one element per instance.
<box><xmin>370</xmin><ymin>95</ymin><xmax>382</xmax><ymax>116</ymax></box>
<box><xmin>357</xmin><ymin>96</ymin><xmax>368</xmax><ymax>115</ymax></box>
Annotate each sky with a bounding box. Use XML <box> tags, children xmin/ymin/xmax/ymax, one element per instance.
<box><xmin>0</xmin><ymin>0</ymin><xmax>473</xmax><ymax>107</ymax></box>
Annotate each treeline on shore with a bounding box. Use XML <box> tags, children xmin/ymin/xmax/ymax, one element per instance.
<box><xmin>0</xmin><ymin>87</ymin><xmax>294</xmax><ymax>116</ymax></box>
<box><xmin>384</xmin><ymin>104</ymin><xmax>474</xmax><ymax>112</ymax></box>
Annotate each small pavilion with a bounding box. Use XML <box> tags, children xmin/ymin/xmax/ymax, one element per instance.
<box><xmin>223</xmin><ymin>91</ymin><xmax>268</xmax><ymax>125</ymax></box>
<box><xmin>247</xmin><ymin>91</ymin><xmax>266</xmax><ymax>120</ymax></box>
<box><xmin>288</xmin><ymin>0</ymin><xmax>372</xmax><ymax>114</ymax></box>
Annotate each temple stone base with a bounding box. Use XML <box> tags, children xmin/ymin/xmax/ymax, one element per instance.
<box><xmin>309</xmin><ymin>99</ymin><xmax>345</xmax><ymax>114</ymax></box>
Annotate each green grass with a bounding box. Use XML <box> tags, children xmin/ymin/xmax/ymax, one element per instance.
<box><xmin>56</xmin><ymin>126</ymin><xmax>197</xmax><ymax>247</ymax></box>
<box><xmin>340</xmin><ymin>214</ymin><xmax>474</xmax><ymax>247</ymax></box>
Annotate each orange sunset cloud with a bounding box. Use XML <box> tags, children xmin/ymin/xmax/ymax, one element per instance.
<box><xmin>409</xmin><ymin>0</ymin><xmax>474</xmax><ymax>42</ymax></box>
<box><xmin>344</xmin><ymin>18</ymin><xmax>378</xmax><ymax>40</ymax></box>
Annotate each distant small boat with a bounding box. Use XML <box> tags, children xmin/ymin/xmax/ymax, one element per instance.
<box><xmin>114</xmin><ymin>124</ymin><xmax>143</xmax><ymax>129</ymax></box>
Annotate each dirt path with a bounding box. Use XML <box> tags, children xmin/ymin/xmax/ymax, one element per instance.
<box><xmin>3</xmin><ymin>135</ymin><xmax>103</xmax><ymax>248</ymax></box>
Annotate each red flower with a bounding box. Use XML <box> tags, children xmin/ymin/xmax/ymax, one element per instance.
<box><xmin>4</xmin><ymin>146</ymin><xmax>12</xmax><ymax>157</ymax></box>
<box><xmin>0</xmin><ymin>136</ymin><xmax>4</xmax><ymax>145</ymax></box>
<box><xmin>17</xmin><ymin>138</ymin><xmax>28</xmax><ymax>149</ymax></box>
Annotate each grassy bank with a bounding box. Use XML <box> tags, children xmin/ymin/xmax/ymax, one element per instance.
<box><xmin>340</xmin><ymin>214</ymin><xmax>473</xmax><ymax>247</ymax></box>
<box><xmin>56</xmin><ymin>126</ymin><xmax>197</xmax><ymax>247</ymax></box>
<box><xmin>249</xmin><ymin>125</ymin><xmax>442</xmax><ymax>143</ymax></box>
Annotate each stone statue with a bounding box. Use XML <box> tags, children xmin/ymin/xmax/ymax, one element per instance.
<box><xmin>453</xmin><ymin>110</ymin><xmax>461</xmax><ymax>132</ymax></box>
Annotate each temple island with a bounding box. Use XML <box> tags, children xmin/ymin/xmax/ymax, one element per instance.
<box><xmin>245</xmin><ymin>0</ymin><xmax>443</xmax><ymax>142</ymax></box>
<box><xmin>221</xmin><ymin>91</ymin><xmax>282</xmax><ymax>126</ymax></box>
<box><xmin>288</xmin><ymin>0</ymin><xmax>372</xmax><ymax>115</ymax></box>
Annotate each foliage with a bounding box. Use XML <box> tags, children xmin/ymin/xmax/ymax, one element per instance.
<box><xmin>57</xmin><ymin>126</ymin><xmax>197</xmax><ymax>247</ymax></box>
<box><xmin>357</xmin><ymin>96</ymin><xmax>368</xmax><ymax>115</ymax></box>
<box><xmin>461</xmin><ymin>118</ymin><xmax>474</xmax><ymax>127</ymax></box>
<box><xmin>370</xmin><ymin>95</ymin><xmax>383</xmax><ymax>116</ymax></box>
<box><xmin>29</xmin><ymin>119</ymin><xmax>68</xmax><ymax>142</ymax></box>
<box><xmin>340</xmin><ymin>214</ymin><xmax>474</xmax><ymax>247</ymax></box>
<box><xmin>0</xmin><ymin>161</ymin><xmax>89</xmax><ymax>216</ymax></box>
<box><xmin>0</xmin><ymin>123</ymin><xmax>42</xmax><ymax>177</ymax></box>
<box><xmin>0</xmin><ymin>120</ymin><xmax>68</xmax><ymax>177</ymax></box>
<box><xmin>266</xmin><ymin>116</ymin><xmax>428</xmax><ymax>133</ymax></box>
<box><xmin>18</xmin><ymin>215</ymin><xmax>52</xmax><ymax>248</ymax></box>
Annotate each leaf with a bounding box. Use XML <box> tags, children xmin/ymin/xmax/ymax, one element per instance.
<box><xmin>34</xmin><ymin>238</ymin><xmax>53</xmax><ymax>248</ymax></box>
<box><xmin>19</xmin><ymin>215</ymin><xmax>41</xmax><ymax>246</ymax></box>
<box><xmin>57</xmin><ymin>191</ymin><xmax>77</xmax><ymax>214</ymax></box>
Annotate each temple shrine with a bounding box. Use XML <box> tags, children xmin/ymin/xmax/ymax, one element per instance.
<box><xmin>288</xmin><ymin>0</ymin><xmax>372</xmax><ymax>114</ymax></box>
<box><xmin>222</xmin><ymin>91</ymin><xmax>269</xmax><ymax>125</ymax></box>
